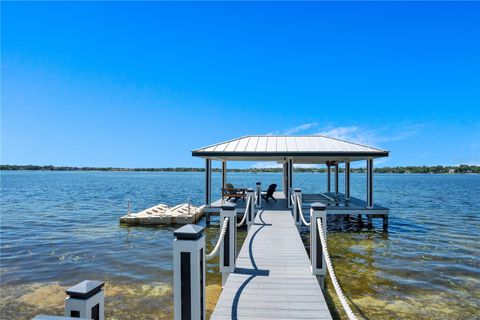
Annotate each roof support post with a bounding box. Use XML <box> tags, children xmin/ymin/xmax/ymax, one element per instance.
<box><xmin>334</xmin><ymin>163</ymin><xmax>339</xmax><ymax>195</ymax></box>
<box><xmin>282</xmin><ymin>161</ymin><xmax>287</xmax><ymax>198</ymax></box>
<box><xmin>326</xmin><ymin>162</ymin><xmax>331</xmax><ymax>193</ymax></box>
<box><xmin>366</xmin><ymin>159</ymin><xmax>374</xmax><ymax>208</ymax></box>
<box><xmin>221</xmin><ymin>160</ymin><xmax>227</xmax><ymax>193</ymax></box>
<box><xmin>288</xmin><ymin>158</ymin><xmax>293</xmax><ymax>208</ymax></box>
<box><xmin>345</xmin><ymin>161</ymin><xmax>350</xmax><ymax>200</ymax></box>
<box><xmin>205</xmin><ymin>158</ymin><xmax>212</xmax><ymax>206</ymax></box>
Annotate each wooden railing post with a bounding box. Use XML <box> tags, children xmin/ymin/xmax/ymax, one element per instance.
<box><xmin>65</xmin><ymin>280</ymin><xmax>105</xmax><ymax>320</ymax></box>
<box><xmin>173</xmin><ymin>224</ymin><xmax>206</xmax><ymax>320</ymax></box>
<box><xmin>310</xmin><ymin>202</ymin><xmax>327</xmax><ymax>286</ymax></box>
<box><xmin>220</xmin><ymin>203</ymin><xmax>237</xmax><ymax>287</ymax></box>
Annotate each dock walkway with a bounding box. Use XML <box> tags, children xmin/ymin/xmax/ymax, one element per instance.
<box><xmin>211</xmin><ymin>199</ymin><xmax>332</xmax><ymax>320</ymax></box>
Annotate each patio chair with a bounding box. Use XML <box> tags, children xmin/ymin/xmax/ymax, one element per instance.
<box><xmin>262</xmin><ymin>184</ymin><xmax>277</xmax><ymax>203</ymax></box>
<box><xmin>222</xmin><ymin>183</ymin><xmax>247</xmax><ymax>202</ymax></box>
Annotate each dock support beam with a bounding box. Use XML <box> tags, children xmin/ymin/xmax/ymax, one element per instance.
<box><xmin>220</xmin><ymin>203</ymin><xmax>237</xmax><ymax>287</ymax></box>
<box><xmin>293</xmin><ymin>188</ymin><xmax>302</xmax><ymax>227</ymax></box>
<box><xmin>345</xmin><ymin>161</ymin><xmax>350</xmax><ymax>200</ymax></box>
<box><xmin>222</xmin><ymin>160</ymin><xmax>227</xmax><ymax>194</ymax></box>
<box><xmin>288</xmin><ymin>158</ymin><xmax>293</xmax><ymax>208</ymax></box>
<box><xmin>326</xmin><ymin>162</ymin><xmax>331</xmax><ymax>193</ymax></box>
<box><xmin>246</xmin><ymin>189</ymin><xmax>255</xmax><ymax>231</ymax></box>
<box><xmin>310</xmin><ymin>202</ymin><xmax>327</xmax><ymax>288</ymax></box>
<box><xmin>255</xmin><ymin>182</ymin><xmax>262</xmax><ymax>208</ymax></box>
<box><xmin>205</xmin><ymin>158</ymin><xmax>212</xmax><ymax>206</ymax></box>
<box><xmin>366</xmin><ymin>159</ymin><xmax>373</xmax><ymax>209</ymax></box>
<box><xmin>173</xmin><ymin>224</ymin><xmax>206</xmax><ymax>320</ymax></box>
<box><xmin>334</xmin><ymin>163</ymin><xmax>339</xmax><ymax>195</ymax></box>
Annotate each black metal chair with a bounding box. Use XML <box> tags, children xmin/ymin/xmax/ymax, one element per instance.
<box><xmin>262</xmin><ymin>184</ymin><xmax>277</xmax><ymax>203</ymax></box>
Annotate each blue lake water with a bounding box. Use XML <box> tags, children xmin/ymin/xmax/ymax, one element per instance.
<box><xmin>1</xmin><ymin>171</ymin><xmax>479</xmax><ymax>319</ymax></box>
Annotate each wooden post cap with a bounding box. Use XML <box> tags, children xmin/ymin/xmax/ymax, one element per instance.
<box><xmin>174</xmin><ymin>224</ymin><xmax>205</xmax><ymax>240</ymax></box>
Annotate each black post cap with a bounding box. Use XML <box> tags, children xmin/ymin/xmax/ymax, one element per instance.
<box><xmin>174</xmin><ymin>224</ymin><xmax>205</xmax><ymax>240</ymax></box>
<box><xmin>66</xmin><ymin>280</ymin><xmax>105</xmax><ymax>299</ymax></box>
<box><xmin>311</xmin><ymin>202</ymin><xmax>327</xmax><ymax>211</ymax></box>
<box><xmin>256</xmin><ymin>182</ymin><xmax>261</xmax><ymax>185</ymax></box>
<box><xmin>294</xmin><ymin>188</ymin><xmax>302</xmax><ymax>192</ymax></box>
<box><xmin>221</xmin><ymin>203</ymin><xmax>237</xmax><ymax>210</ymax></box>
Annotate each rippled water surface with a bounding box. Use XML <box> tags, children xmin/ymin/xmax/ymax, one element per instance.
<box><xmin>1</xmin><ymin>171</ymin><xmax>479</xmax><ymax>319</ymax></box>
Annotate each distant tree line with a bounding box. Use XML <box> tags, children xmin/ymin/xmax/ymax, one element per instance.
<box><xmin>1</xmin><ymin>164</ymin><xmax>479</xmax><ymax>174</ymax></box>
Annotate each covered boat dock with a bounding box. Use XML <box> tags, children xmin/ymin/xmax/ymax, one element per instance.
<box><xmin>192</xmin><ymin>135</ymin><xmax>390</xmax><ymax>229</ymax></box>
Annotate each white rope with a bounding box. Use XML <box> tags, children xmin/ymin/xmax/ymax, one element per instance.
<box><xmin>297</xmin><ymin>198</ymin><xmax>310</xmax><ymax>226</ymax></box>
<box><xmin>206</xmin><ymin>217</ymin><xmax>229</xmax><ymax>261</ymax></box>
<box><xmin>316</xmin><ymin>218</ymin><xmax>358</xmax><ymax>320</ymax></box>
<box><xmin>236</xmin><ymin>196</ymin><xmax>251</xmax><ymax>227</ymax></box>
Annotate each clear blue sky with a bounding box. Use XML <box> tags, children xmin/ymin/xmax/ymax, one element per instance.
<box><xmin>2</xmin><ymin>2</ymin><xmax>479</xmax><ymax>168</ymax></box>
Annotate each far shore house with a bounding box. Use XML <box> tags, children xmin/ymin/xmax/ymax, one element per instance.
<box><xmin>192</xmin><ymin>135</ymin><xmax>390</xmax><ymax>228</ymax></box>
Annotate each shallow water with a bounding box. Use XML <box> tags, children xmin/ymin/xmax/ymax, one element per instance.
<box><xmin>1</xmin><ymin>171</ymin><xmax>479</xmax><ymax>319</ymax></box>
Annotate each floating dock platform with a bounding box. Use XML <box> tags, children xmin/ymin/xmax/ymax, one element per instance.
<box><xmin>120</xmin><ymin>203</ymin><xmax>205</xmax><ymax>225</ymax></box>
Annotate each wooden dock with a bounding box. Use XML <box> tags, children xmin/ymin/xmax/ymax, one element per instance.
<box><xmin>211</xmin><ymin>198</ymin><xmax>332</xmax><ymax>320</ymax></box>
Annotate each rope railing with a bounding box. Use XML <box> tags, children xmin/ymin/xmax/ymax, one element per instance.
<box><xmin>316</xmin><ymin>218</ymin><xmax>358</xmax><ymax>320</ymax></box>
<box><xmin>236</xmin><ymin>196</ymin><xmax>251</xmax><ymax>227</ymax></box>
<box><xmin>296</xmin><ymin>196</ymin><xmax>310</xmax><ymax>226</ymax></box>
<box><xmin>206</xmin><ymin>217</ymin><xmax>229</xmax><ymax>261</ymax></box>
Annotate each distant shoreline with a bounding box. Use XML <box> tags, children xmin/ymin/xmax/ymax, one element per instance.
<box><xmin>1</xmin><ymin>164</ymin><xmax>478</xmax><ymax>174</ymax></box>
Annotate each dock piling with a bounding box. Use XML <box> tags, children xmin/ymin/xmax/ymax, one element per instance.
<box><xmin>367</xmin><ymin>214</ymin><xmax>373</xmax><ymax>227</ymax></box>
<box><xmin>293</xmin><ymin>188</ymin><xmax>302</xmax><ymax>227</ymax></box>
<box><xmin>65</xmin><ymin>280</ymin><xmax>105</xmax><ymax>320</ymax></box>
<box><xmin>220</xmin><ymin>203</ymin><xmax>237</xmax><ymax>287</ymax></box>
<box><xmin>255</xmin><ymin>182</ymin><xmax>262</xmax><ymax>208</ymax></box>
<box><xmin>173</xmin><ymin>224</ymin><xmax>206</xmax><ymax>320</ymax></box>
<box><xmin>383</xmin><ymin>215</ymin><xmax>388</xmax><ymax>230</ymax></box>
<box><xmin>310</xmin><ymin>202</ymin><xmax>327</xmax><ymax>286</ymax></box>
<box><xmin>246</xmin><ymin>189</ymin><xmax>255</xmax><ymax>231</ymax></box>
